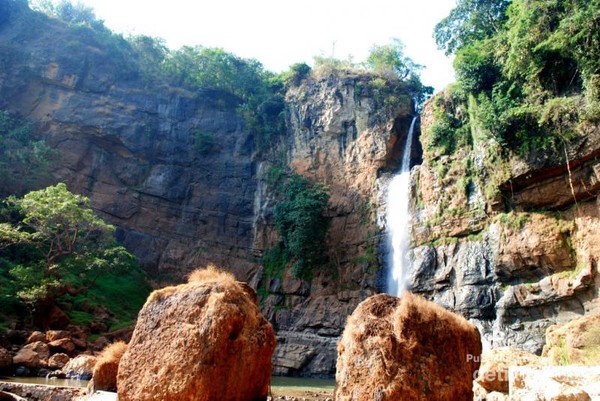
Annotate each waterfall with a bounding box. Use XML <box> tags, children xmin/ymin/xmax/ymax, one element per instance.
<box><xmin>252</xmin><ymin>162</ymin><xmax>267</xmax><ymax>247</ymax></box>
<box><xmin>387</xmin><ymin>116</ymin><xmax>417</xmax><ymax>297</ymax></box>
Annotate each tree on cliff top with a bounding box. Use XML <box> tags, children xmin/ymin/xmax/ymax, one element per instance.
<box><xmin>365</xmin><ymin>38</ymin><xmax>423</xmax><ymax>80</ymax></box>
<box><xmin>0</xmin><ymin>183</ymin><xmax>136</xmax><ymax>310</ymax></box>
<box><xmin>435</xmin><ymin>0</ymin><xmax>511</xmax><ymax>55</ymax></box>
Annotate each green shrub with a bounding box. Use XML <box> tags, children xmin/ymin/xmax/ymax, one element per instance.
<box><xmin>270</xmin><ymin>174</ymin><xmax>330</xmax><ymax>278</ymax></box>
<box><xmin>281</xmin><ymin>63</ymin><xmax>312</xmax><ymax>86</ymax></box>
<box><xmin>194</xmin><ymin>130</ymin><xmax>214</xmax><ymax>154</ymax></box>
<box><xmin>0</xmin><ymin>184</ymin><xmax>149</xmax><ymax>329</ymax></box>
<box><xmin>0</xmin><ymin>110</ymin><xmax>59</xmax><ymax>196</ymax></box>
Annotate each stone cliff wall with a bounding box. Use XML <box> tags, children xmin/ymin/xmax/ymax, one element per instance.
<box><xmin>0</xmin><ymin>6</ymin><xmax>258</xmax><ymax>282</ymax></box>
<box><xmin>0</xmin><ymin>5</ymin><xmax>417</xmax><ymax>377</ymax></box>
<box><xmin>255</xmin><ymin>72</ymin><xmax>416</xmax><ymax>376</ymax></box>
<box><xmin>409</xmin><ymin>92</ymin><xmax>600</xmax><ymax>353</ymax></box>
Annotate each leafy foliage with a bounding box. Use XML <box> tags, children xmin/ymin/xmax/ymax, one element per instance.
<box><xmin>194</xmin><ymin>130</ymin><xmax>215</xmax><ymax>155</ymax></box>
<box><xmin>269</xmin><ymin>174</ymin><xmax>330</xmax><ymax>278</ymax></box>
<box><xmin>162</xmin><ymin>46</ymin><xmax>266</xmax><ymax>100</ymax></box>
<box><xmin>365</xmin><ymin>38</ymin><xmax>423</xmax><ymax>80</ymax></box>
<box><xmin>30</xmin><ymin>0</ymin><xmax>104</xmax><ymax>29</ymax></box>
<box><xmin>425</xmin><ymin>86</ymin><xmax>471</xmax><ymax>157</ymax></box>
<box><xmin>431</xmin><ymin>0</ymin><xmax>600</xmax><ymax>162</ymax></box>
<box><xmin>0</xmin><ymin>110</ymin><xmax>59</xmax><ymax>197</ymax></box>
<box><xmin>435</xmin><ymin>0</ymin><xmax>511</xmax><ymax>55</ymax></box>
<box><xmin>0</xmin><ymin>184</ymin><xmax>138</xmax><ymax>308</ymax></box>
<box><xmin>280</xmin><ymin>62</ymin><xmax>312</xmax><ymax>86</ymax></box>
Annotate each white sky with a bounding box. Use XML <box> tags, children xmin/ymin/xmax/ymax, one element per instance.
<box><xmin>74</xmin><ymin>0</ymin><xmax>457</xmax><ymax>92</ymax></box>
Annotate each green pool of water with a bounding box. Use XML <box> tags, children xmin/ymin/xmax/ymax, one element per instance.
<box><xmin>270</xmin><ymin>376</ymin><xmax>334</xmax><ymax>398</ymax></box>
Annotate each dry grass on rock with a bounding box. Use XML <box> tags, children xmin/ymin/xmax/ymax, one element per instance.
<box><xmin>90</xmin><ymin>341</ymin><xmax>127</xmax><ymax>392</ymax></box>
<box><xmin>335</xmin><ymin>292</ymin><xmax>481</xmax><ymax>401</ymax></box>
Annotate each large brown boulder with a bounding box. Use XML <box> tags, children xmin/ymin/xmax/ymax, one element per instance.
<box><xmin>48</xmin><ymin>338</ymin><xmax>76</xmax><ymax>354</ymax></box>
<box><xmin>543</xmin><ymin>313</ymin><xmax>600</xmax><ymax>365</ymax></box>
<box><xmin>48</xmin><ymin>353</ymin><xmax>70</xmax><ymax>370</ymax></box>
<box><xmin>90</xmin><ymin>341</ymin><xmax>127</xmax><ymax>393</ymax></box>
<box><xmin>335</xmin><ymin>292</ymin><xmax>481</xmax><ymax>401</ymax></box>
<box><xmin>117</xmin><ymin>266</ymin><xmax>276</xmax><ymax>401</ymax></box>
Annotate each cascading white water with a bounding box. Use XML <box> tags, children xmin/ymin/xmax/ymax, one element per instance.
<box><xmin>387</xmin><ymin>116</ymin><xmax>417</xmax><ymax>297</ymax></box>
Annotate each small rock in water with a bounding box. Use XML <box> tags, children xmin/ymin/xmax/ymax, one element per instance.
<box><xmin>14</xmin><ymin>366</ymin><xmax>30</xmax><ymax>377</ymax></box>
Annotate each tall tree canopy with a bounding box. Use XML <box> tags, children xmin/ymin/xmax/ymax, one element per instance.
<box><xmin>0</xmin><ymin>183</ymin><xmax>135</xmax><ymax>306</ymax></box>
<box><xmin>435</xmin><ymin>0</ymin><xmax>511</xmax><ymax>55</ymax></box>
<box><xmin>365</xmin><ymin>38</ymin><xmax>423</xmax><ymax>80</ymax></box>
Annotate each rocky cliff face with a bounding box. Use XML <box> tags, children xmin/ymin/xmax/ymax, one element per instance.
<box><xmin>0</xmin><ymin>5</ymin><xmax>416</xmax><ymax>377</ymax></box>
<box><xmin>0</xmin><ymin>5</ymin><xmax>258</xmax><ymax>282</ymax></box>
<box><xmin>408</xmin><ymin>90</ymin><xmax>600</xmax><ymax>354</ymax></box>
<box><xmin>255</xmin><ymin>73</ymin><xmax>416</xmax><ymax>376</ymax></box>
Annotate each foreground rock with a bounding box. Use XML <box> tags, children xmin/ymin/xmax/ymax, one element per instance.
<box><xmin>510</xmin><ymin>366</ymin><xmax>600</xmax><ymax>400</ymax></box>
<box><xmin>61</xmin><ymin>354</ymin><xmax>97</xmax><ymax>380</ymax></box>
<box><xmin>0</xmin><ymin>383</ymin><xmax>85</xmax><ymax>401</ymax></box>
<box><xmin>118</xmin><ymin>266</ymin><xmax>276</xmax><ymax>401</ymax></box>
<box><xmin>90</xmin><ymin>342</ymin><xmax>127</xmax><ymax>393</ymax></box>
<box><xmin>476</xmin><ymin>347</ymin><xmax>545</xmax><ymax>393</ymax></box>
<box><xmin>543</xmin><ymin>313</ymin><xmax>600</xmax><ymax>366</ymax></box>
<box><xmin>335</xmin><ymin>292</ymin><xmax>481</xmax><ymax>401</ymax></box>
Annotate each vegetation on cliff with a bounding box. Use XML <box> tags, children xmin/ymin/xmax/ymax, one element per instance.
<box><xmin>0</xmin><ymin>111</ymin><xmax>58</xmax><ymax>197</ymax></box>
<box><xmin>262</xmin><ymin>174</ymin><xmax>330</xmax><ymax>280</ymax></box>
<box><xmin>431</xmin><ymin>0</ymin><xmax>599</xmax><ymax>161</ymax></box>
<box><xmin>418</xmin><ymin>0</ymin><xmax>600</xmax><ymax>231</ymax></box>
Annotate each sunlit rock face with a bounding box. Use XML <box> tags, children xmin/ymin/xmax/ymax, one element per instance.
<box><xmin>409</xmin><ymin>93</ymin><xmax>600</xmax><ymax>354</ymax></box>
<box><xmin>335</xmin><ymin>293</ymin><xmax>481</xmax><ymax>401</ymax></box>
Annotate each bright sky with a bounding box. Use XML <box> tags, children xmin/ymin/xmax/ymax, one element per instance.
<box><xmin>75</xmin><ymin>0</ymin><xmax>457</xmax><ymax>92</ymax></box>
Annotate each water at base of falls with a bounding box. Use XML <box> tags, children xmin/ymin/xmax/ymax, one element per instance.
<box><xmin>387</xmin><ymin>116</ymin><xmax>417</xmax><ymax>297</ymax></box>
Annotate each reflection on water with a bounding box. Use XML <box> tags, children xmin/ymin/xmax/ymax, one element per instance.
<box><xmin>1</xmin><ymin>376</ymin><xmax>333</xmax><ymax>396</ymax></box>
<box><xmin>0</xmin><ymin>376</ymin><xmax>89</xmax><ymax>388</ymax></box>
<box><xmin>270</xmin><ymin>376</ymin><xmax>334</xmax><ymax>399</ymax></box>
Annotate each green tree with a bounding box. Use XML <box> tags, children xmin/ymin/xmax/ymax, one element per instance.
<box><xmin>128</xmin><ymin>35</ymin><xmax>169</xmax><ymax>82</ymax></box>
<box><xmin>365</xmin><ymin>38</ymin><xmax>422</xmax><ymax>80</ymax></box>
<box><xmin>434</xmin><ymin>0</ymin><xmax>511</xmax><ymax>55</ymax></box>
<box><xmin>162</xmin><ymin>46</ymin><xmax>267</xmax><ymax>100</ymax></box>
<box><xmin>0</xmin><ymin>183</ymin><xmax>135</xmax><ymax>307</ymax></box>
<box><xmin>32</xmin><ymin>0</ymin><xmax>104</xmax><ymax>30</ymax></box>
<box><xmin>273</xmin><ymin>174</ymin><xmax>330</xmax><ymax>277</ymax></box>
